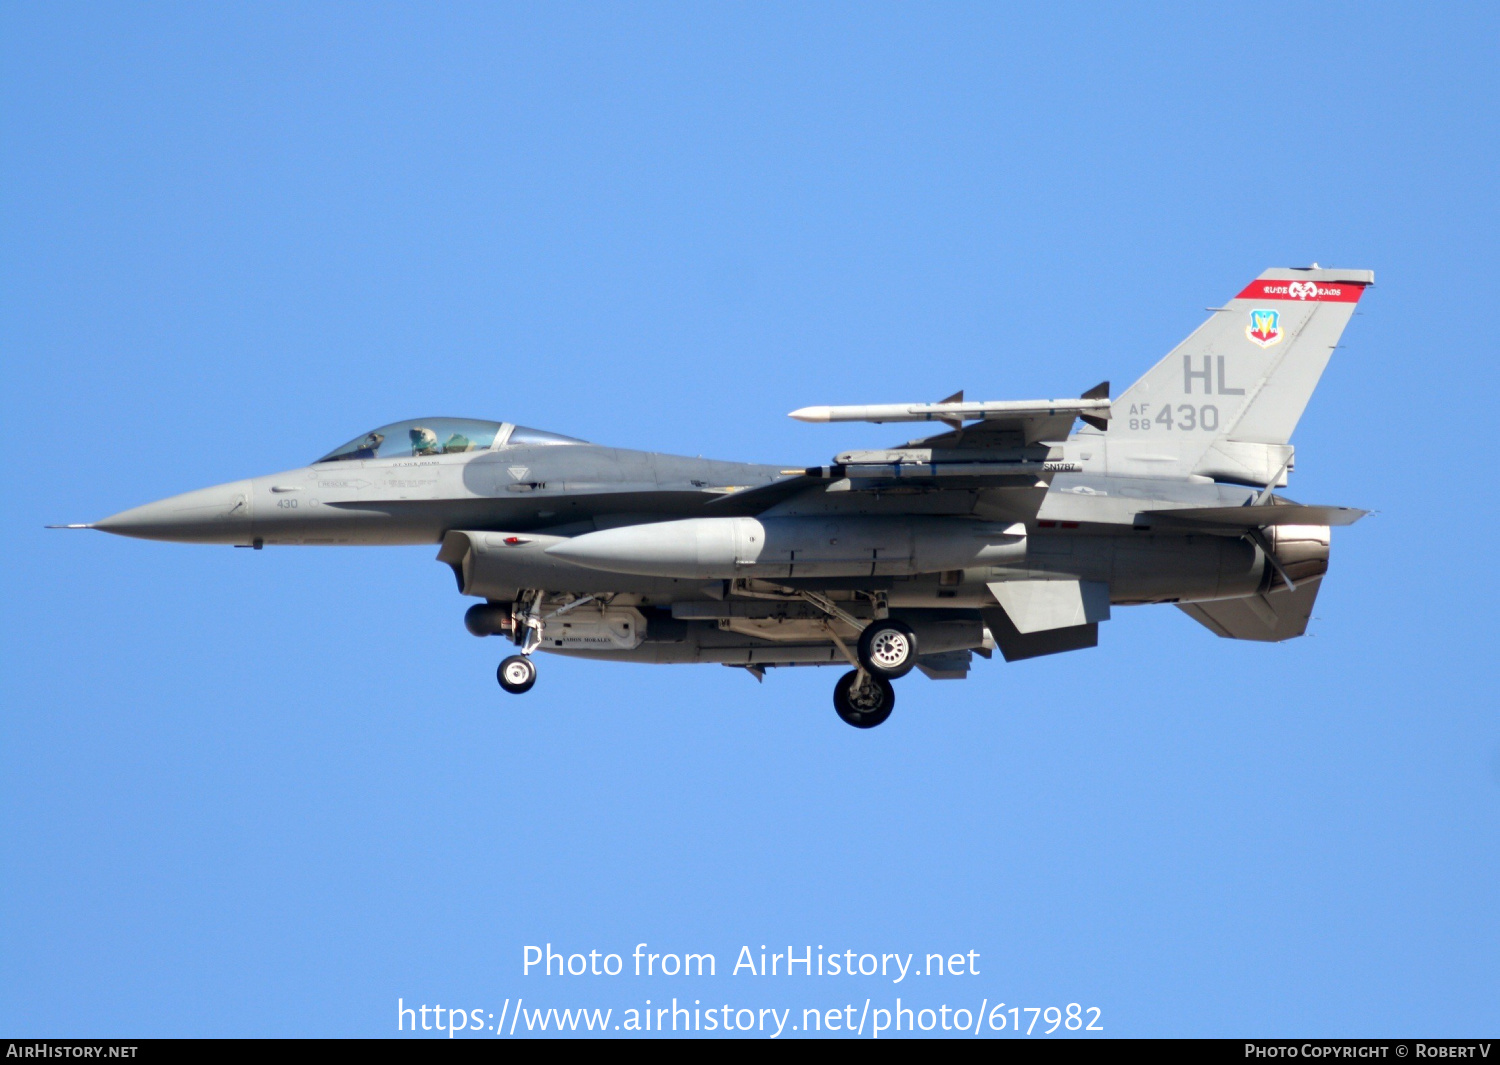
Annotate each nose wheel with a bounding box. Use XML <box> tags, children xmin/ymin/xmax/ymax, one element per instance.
<box><xmin>833</xmin><ymin>669</ymin><xmax>894</xmax><ymax>728</ymax></box>
<box><xmin>497</xmin><ymin>654</ymin><xmax>537</xmax><ymax>694</ymax></box>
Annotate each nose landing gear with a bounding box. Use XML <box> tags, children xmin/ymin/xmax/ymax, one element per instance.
<box><xmin>494</xmin><ymin>590</ymin><xmax>547</xmax><ymax>695</ymax></box>
<box><xmin>833</xmin><ymin>669</ymin><xmax>895</xmax><ymax>729</ymax></box>
<box><xmin>497</xmin><ymin>654</ymin><xmax>537</xmax><ymax>694</ymax></box>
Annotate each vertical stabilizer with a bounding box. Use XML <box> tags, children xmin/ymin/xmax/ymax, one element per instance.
<box><xmin>1103</xmin><ymin>267</ymin><xmax>1373</xmax><ymax>484</ymax></box>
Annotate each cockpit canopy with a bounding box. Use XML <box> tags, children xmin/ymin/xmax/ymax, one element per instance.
<box><xmin>316</xmin><ymin>419</ymin><xmax>585</xmax><ymax>463</ymax></box>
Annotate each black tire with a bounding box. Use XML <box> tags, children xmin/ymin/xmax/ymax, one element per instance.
<box><xmin>833</xmin><ymin>670</ymin><xmax>895</xmax><ymax>728</ymax></box>
<box><xmin>497</xmin><ymin>655</ymin><xmax>537</xmax><ymax>694</ymax></box>
<box><xmin>857</xmin><ymin>620</ymin><xmax>918</xmax><ymax>678</ymax></box>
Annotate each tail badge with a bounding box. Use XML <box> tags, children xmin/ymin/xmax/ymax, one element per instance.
<box><xmin>1246</xmin><ymin>309</ymin><xmax>1284</xmax><ymax>348</ymax></box>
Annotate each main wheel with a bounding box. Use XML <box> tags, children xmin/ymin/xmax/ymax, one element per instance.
<box><xmin>857</xmin><ymin>619</ymin><xmax>918</xmax><ymax>678</ymax></box>
<box><xmin>833</xmin><ymin>670</ymin><xmax>895</xmax><ymax>728</ymax></box>
<box><xmin>497</xmin><ymin>655</ymin><xmax>537</xmax><ymax>694</ymax></box>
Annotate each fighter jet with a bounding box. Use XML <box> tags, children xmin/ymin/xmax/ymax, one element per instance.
<box><xmin>60</xmin><ymin>266</ymin><xmax>1371</xmax><ymax>727</ymax></box>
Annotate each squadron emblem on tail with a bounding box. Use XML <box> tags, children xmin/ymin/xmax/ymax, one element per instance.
<box><xmin>1246</xmin><ymin>309</ymin><xmax>1283</xmax><ymax>348</ymax></box>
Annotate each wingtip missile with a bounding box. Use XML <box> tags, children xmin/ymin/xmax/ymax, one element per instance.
<box><xmin>788</xmin><ymin>397</ymin><xmax>1111</xmax><ymax>426</ymax></box>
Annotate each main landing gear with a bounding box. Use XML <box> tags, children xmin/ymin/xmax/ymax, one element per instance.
<box><xmin>823</xmin><ymin>618</ymin><xmax>917</xmax><ymax>729</ymax></box>
<box><xmin>825</xmin><ymin>618</ymin><xmax>916</xmax><ymax>729</ymax></box>
<box><xmin>833</xmin><ymin>670</ymin><xmax>895</xmax><ymax>728</ymax></box>
<box><xmin>856</xmin><ymin>619</ymin><xmax>918</xmax><ymax>679</ymax></box>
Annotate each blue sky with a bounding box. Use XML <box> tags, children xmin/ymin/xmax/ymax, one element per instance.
<box><xmin>3</xmin><ymin>2</ymin><xmax>1497</xmax><ymax>1038</ymax></box>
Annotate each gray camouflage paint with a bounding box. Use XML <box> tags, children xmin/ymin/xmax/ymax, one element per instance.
<box><xmin>80</xmin><ymin>266</ymin><xmax>1371</xmax><ymax>680</ymax></box>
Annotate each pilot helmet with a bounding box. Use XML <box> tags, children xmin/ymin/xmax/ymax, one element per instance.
<box><xmin>409</xmin><ymin>426</ymin><xmax>439</xmax><ymax>454</ymax></box>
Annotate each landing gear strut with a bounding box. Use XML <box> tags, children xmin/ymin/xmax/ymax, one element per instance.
<box><xmin>497</xmin><ymin>655</ymin><xmax>537</xmax><ymax>694</ymax></box>
<box><xmin>494</xmin><ymin>592</ymin><xmax>546</xmax><ymax>695</ymax></box>
<box><xmin>833</xmin><ymin>670</ymin><xmax>894</xmax><ymax>729</ymax></box>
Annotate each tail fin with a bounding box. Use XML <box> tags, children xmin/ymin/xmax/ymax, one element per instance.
<box><xmin>1105</xmin><ymin>267</ymin><xmax>1373</xmax><ymax>484</ymax></box>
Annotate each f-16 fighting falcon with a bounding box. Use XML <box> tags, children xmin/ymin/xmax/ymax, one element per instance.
<box><xmin>59</xmin><ymin>267</ymin><xmax>1371</xmax><ymax>727</ymax></box>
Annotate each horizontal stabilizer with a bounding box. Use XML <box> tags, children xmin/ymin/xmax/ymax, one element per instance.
<box><xmin>1177</xmin><ymin>577</ymin><xmax>1322</xmax><ymax>642</ymax></box>
<box><xmin>1142</xmin><ymin>503</ymin><xmax>1366</xmax><ymax>530</ymax></box>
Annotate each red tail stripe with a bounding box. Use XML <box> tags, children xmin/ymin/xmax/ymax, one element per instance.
<box><xmin>1235</xmin><ymin>279</ymin><xmax>1365</xmax><ymax>303</ymax></box>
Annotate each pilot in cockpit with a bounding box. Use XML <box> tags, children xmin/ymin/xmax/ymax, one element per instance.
<box><xmin>409</xmin><ymin>426</ymin><xmax>440</xmax><ymax>456</ymax></box>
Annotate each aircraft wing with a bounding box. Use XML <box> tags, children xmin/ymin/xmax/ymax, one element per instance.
<box><xmin>704</xmin><ymin>466</ymin><xmax>1051</xmax><ymax>523</ymax></box>
<box><xmin>780</xmin><ymin>386</ymin><xmax>1110</xmax><ymax>525</ymax></box>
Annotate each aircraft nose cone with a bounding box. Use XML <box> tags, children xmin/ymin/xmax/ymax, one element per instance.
<box><xmin>95</xmin><ymin>480</ymin><xmax>254</xmax><ymax>543</ymax></box>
